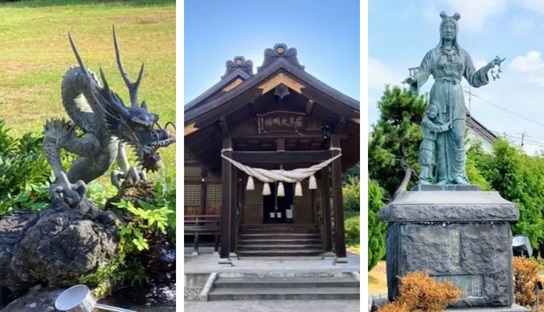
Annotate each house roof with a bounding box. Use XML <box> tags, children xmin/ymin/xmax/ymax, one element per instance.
<box><xmin>466</xmin><ymin>114</ymin><xmax>497</xmax><ymax>143</ymax></box>
<box><xmin>184</xmin><ymin>44</ymin><xmax>360</xmax><ymax>174</ymax></box>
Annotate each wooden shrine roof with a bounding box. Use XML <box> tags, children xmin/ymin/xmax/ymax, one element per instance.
<box><xmin>184</xmin><ymin>44</ymin><xmax>360</xmax><ymax>175</ymax></box>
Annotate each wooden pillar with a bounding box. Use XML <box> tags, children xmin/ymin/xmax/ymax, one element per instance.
<box><xmin>321</xmin><ymin>167</ymin><xmax>333</xmax><ymax>253</ymax></box>
<box><xmin>331</xmin><ymin>136</ymin><xmax>347</xmax><ymax>260</ymax></box>
<box><xmin>229</xmin><ymin>168</ymin><xmax>238</xmax><ymax>255</ymax></box>
<box><xmin>219</xmin><ymin>137</ymin><xmax>233</xmax><ymax>262</ymax></box>
<box><xmin>200</xmin><ymin>168</ymin><xmax>208</xmax><ymax>215</ymax></box>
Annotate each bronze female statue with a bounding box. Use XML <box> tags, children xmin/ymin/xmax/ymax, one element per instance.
<box><xmin>404</xmin><ymin>11</ymin><xmax>503</xmax><ymax>185</ymax></box>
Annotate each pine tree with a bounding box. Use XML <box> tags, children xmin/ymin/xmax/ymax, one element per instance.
<box><xmin>369</xmin><ymin>85</ymin><xmax>427</xmax><ymax>198</ymax></box>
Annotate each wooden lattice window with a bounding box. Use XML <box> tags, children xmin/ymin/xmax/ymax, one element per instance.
<box><xmin>207</xmin><ymin>184</ymin><xmax>222</xmax><ymax>215</ymax></box>
<box><xmin>185</xmin><ymin>166</ymin><xmax>202</xmax><ymax>177</ymax></box>
<box><xmin>184</xmin><ymin>184</ymin><xmax>200</xmax><ymax>215</ymax></box>
<box><xmin>184</xmin><ymin>184</ymin><xmax>201</xmax><ymax>207</ymax></box>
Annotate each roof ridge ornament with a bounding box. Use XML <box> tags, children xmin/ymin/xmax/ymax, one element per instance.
<box><xmin>257</xmin><ymin>43</ymin><xmax>305</xmax><ymax>72</ymax></box>
<box><xmin>222</xmin><ymin>56</ymin><xmax>253</xmax><ymax>79</ymax></box>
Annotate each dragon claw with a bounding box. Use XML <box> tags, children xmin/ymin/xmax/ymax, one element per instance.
<box><xmin>50</xmin><ymin>174</ymin><xmax>87</xmax><ymax>209</ymax></box>
<box><xmin>111</xmin><ymin>166</ymin><xmax>146</xmax><ymax>190</ymax></box>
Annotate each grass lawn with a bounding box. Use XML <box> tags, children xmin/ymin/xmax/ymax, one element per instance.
<box><xmin>347</xmin><ymin>244</ymin><xmax>360</xmax><ymax>255</ymax></box>
<box><xmin>0</xmin><ymin>0</ymin><xmax>176</xmax><ymax>180</ymax></box>
<box><xmin>369</xmin><ymin>260</ymin><xmax>388</xmax><ymax>295</ymax></box>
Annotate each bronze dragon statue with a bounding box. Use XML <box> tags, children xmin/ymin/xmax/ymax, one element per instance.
<box><xmin>43</xmin><ymin>28</ymin><xmax>175</xmax><ymax>208</ymax></box>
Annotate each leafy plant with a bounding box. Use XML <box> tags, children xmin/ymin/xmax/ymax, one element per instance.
<box><xmin>113</xmin><ymin>199</ymin><xmax>173</xmax><ymax>252</ymax></box>
<box><xmin>343</xmin><ymin>177</ymin><xmax>360</xmax><ymax>214</ymax></box>
<box><xmin>0</xmin><ymin>122</ymin><xmax>52</xmax><ymax>215</ymax></box>
<box><xmin>78</xmin><ymin>177</ymin><xmax>176</xmax><ymax>297</ymax></box>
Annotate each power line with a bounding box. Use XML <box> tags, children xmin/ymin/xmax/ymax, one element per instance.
<box><xmin>464</xmin><ymin>90</ymin><xmax>544</xmax><ymax>128</ymax></box>
<box><xmin>494</xmin><ymin>133</ymin><xmax>544</xmax><ymax>148</ymax></box>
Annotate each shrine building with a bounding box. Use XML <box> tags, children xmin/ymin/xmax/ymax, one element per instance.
<box><xmin>184</xmin><ymin>44</ymin><xmax>360</xmax><ymax>263</ymax></box>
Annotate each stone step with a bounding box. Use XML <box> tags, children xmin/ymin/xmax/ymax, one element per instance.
<box><xmin>217</xmin><ymin>272</ymin><xmax>354</xmax><ymax>279</ymax></box>
<box><xmin>208</xmin><ymin>287</ymin><xmax>360</xmax><ymax>300</ymax></box>
<box><xmin>237</xmin><ymin>249</ymin><xmax>323</xmax><ymax>257</ymax></box>
<box><xmin>240</xmin><ymin>227</ymin><xmax>318</xmax><ymax>233</ymax></box>
<box><xmin>237</xmin><ymin>244</ymin><xmax>323</xmax><ymax>251</ymax></box>
<box><xmin>237</xmin><ymin>238</ymin><xmax>322</xmax><ymax>244</ymax></box>
<box><xmin>239</xmin><ymin>233</ymin><xmax>320</xmax><ymax>239</ymax></box>
<box><xmin>214</xmin><ymin>277</ymin><xmax>359</xmax><ymax>288</ymax></box>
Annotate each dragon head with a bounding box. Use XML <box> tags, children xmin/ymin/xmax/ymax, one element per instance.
<box><xmin>69</xmin><ymin>27</ymin><xmax>175</xmax><ymax>172</ymax></box>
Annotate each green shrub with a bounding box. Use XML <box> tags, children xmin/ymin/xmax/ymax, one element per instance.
<box><xmin>345</xmin><ymin>214</ymin><xmax>359</xmax><ymax>245</ymax></box>
<box><xmin>343</xmin><ymin>177</ymin><xmax>360</xmax><ymax>213</ymax></box>
<box><xmin>0</xmin><ymin>121</ymin><xmax>80</xmax><ymax>215</ymax></box>
<box><xmin>368</xmin><ymin>179</ymin><xmax>386</xmax><ymax>271</ymax></box>
<box><xmin>0</xmin><ymin>121</ymin><xmax>51</xmax><ymax>215</ymax></box>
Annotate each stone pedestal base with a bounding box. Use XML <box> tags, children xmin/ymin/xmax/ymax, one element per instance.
<box><xmin>445</xmin><ymin>304</ymin><xmax>529</xmax><ymax>311</ymax></box>
<box><xmin>371</xmin><ymin>299</ymin><xmax>529</xmax><ymax>312</ymax></box>
<box><xmin>379</xmin><ymin>187</ymin><xmax>519</xmax><ymax>308</ymax></box>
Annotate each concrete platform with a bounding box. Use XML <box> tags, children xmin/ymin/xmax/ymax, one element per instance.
<box><xmin>184</xmin><ymin>299</ymin><xmax>361</xmax><ymax>312</ymax></box>
<box><xmin>184</xmin><ymin>252</ymin><xmax>360</xmax><ymax>275</ymax></box>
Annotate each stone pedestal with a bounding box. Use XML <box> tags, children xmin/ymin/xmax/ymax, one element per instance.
<box><xmin>379</xmin><ymin>186</ymin><xmax>520</xmax><ymax>308</ymax></box>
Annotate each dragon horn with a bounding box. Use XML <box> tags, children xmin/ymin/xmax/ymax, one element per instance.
<box><xmin>113</xmin><ymin>25</ymin><xmax>144</xmax><ymax>107</ymax></box>
<box><xmin>68</xmin><ymin>32</ymin><xmax>88</xmax><ymax>77</ymax></box>
<box><xmin>99</xmin><ymin>68</ymin><xmax>111</xmax><ymax>92</ymax></box>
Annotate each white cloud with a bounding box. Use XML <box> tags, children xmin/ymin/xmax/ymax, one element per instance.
<box><xmin>368</xmin><ymin>58</ymin><xmax>410</xmax><ymax>127</ymax></box>
<box><xmin>508</xmin><ymin>15</ymin><xmax>535</xmax><ymax>36</ymax></box>
<box><xmin>516</xmin><ymin>0</ymin><xmax>544</xmax><ymax>16</ymax></box>
<box><xmin>532</xmin><ymin>78</ymin><xmax>544</xmax><ymax>87</ymax></box>
<box><xmin>510</xmin><ymin>50</ymin><xmax>544</xmax><ymax>72</ymax></box>
<box><xmin>368</xmin><ymin>58</ymin><xmax>407</xmax><ymax>91</ymax></box>
<box><xmin>473</xmin><ymin>59</ymin><xmax>488</xmax><ymax>70</ymax></box>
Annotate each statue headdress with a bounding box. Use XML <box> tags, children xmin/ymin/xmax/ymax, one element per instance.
<box><xmin>437</xmin><ymin>11</ymin><xmax>461</xmax><ymax>49</ymax></box>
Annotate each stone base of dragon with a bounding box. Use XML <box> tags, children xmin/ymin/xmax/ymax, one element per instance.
<box><xmin>44</xmin><ymin>28</ymin><xmax>175</xmax><ymax>209</ymax></box>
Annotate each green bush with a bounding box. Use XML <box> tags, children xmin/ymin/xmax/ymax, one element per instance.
<box><xmin>368</xmin><ymin>179</ymin><xmax>386</xmax><ymax>271</ymax></box>
<box><xmin>343</xmin><ymin>177</ymin><xmax>360</xmax><ymax>213</ymax></box>
<box><xmin>0</xmin><ymin>121</ymin><xmax>52</xmax><ymax>215</ymax></box>
<box><xmin>0</xmin><ymin>121</ymin><xmax>79</xmax><ymax>216</ymax></box>
<box><xmin>345</xmin><ymin>214</ymin><xmax>359</xmax><ymax>245</ymax></box>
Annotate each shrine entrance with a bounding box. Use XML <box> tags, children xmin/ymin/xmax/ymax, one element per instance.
<box><xmin>262</xmin><ymin>183</ymin><xmax>294</xmax><ymax>224</ymax></box>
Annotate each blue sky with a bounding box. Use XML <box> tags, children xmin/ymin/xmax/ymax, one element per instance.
<box><xmin>370</xmin><ymin>0</ymin><xmax>544</xmax><ymax>154</ymax></box>
<box><xmin>184</xmin><ymin>0</ymin><xmax>360</xmax><ymax>104</ymax></box>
